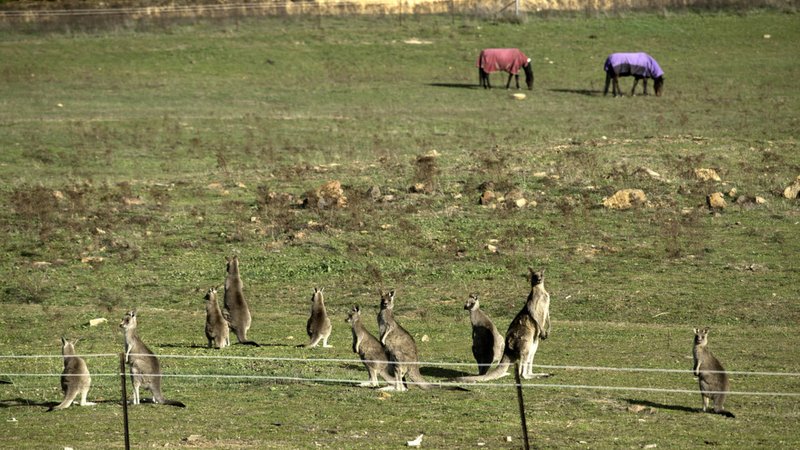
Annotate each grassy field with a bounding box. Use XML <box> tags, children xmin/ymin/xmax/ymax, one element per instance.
<box><xmin>1</xmin><ymin>9</ymin><xmax>799</xmax><ymax>449</ymax></box>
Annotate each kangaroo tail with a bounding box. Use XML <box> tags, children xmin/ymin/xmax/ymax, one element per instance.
<box><xmin>455</xmin><ymin>355</ymin><xmax>513</xmax><ymax>382</ymax></box>
<box><xmin>406</xmin><ymin>367</ymin><xmax>433</xmax><ymax>390</ymax></box>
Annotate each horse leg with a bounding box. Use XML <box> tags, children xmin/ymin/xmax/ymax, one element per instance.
<box><xmin>479</xmin><ymin>69</ymin><xmax>487</xmax><ymax>89</ymax></box>
<box><xmin>613</xmin><ymin>75</ymin><xmax>622</xmax><ymax>97</ymax></box>
<box><xmin>505</xmin><ymin>72</ymin><xmax>513</xmax><ymax>89</ymax></box>
<box><xmin>631</xmin><ymin>78</ymin><xmax>639</xmax><ymax>96</ymax></box>
<box><xmin>642</xmin><ymin>78</ymin><xmax>649</xmax><ymax>95</ymax></box>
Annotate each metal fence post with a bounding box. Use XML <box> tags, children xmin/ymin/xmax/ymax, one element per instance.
<box><xmin>120</xmin><ymin>353</ymin><xmax>130</xmax><ymax>450</ymax></box>
<box><xmin>514</xmin><ymin>363</ymin><xmax>531</xmax><ymax>450</ymax></box>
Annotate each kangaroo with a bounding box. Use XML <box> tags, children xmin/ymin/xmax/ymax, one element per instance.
<box><xmin>377</xmin><ymin>291</ymin><xmax>432</xmax><ymax>391</ymax></box>
<box><xmin>223</xmin><ymin>255</ymin><xmax>259</xmax><ymax>346</ymax></box>
<box><xmin>48</xmin><ymin>337</ymin><xmax>95</xmax><ymax>411</ymax></box>
<box><xmin>302</xmin><ymin>287</ymin><xmax>333</xmax><ymax>348</ymax></box>
<box><xmin>457</xmin><ymin>268</ymin><xmax>551</xmax><ymax>382</ymax></box>
<box><xmin>464</xmin><ymin>294</ymin><xmax>505</xmax><ymax>375</ymax></box>
<box><xmin>119</xmin><ymin>310</ymin><xmax>185</xmax><ymax>407</ymax></box>
<box><xmin>204</xmin><ymin>287</ymin><xmax>229</xmax><ymax>349</ymax></box>
<box><xmin>693</xmin><ymin>328</ymin><xmax>735</xmax><ymax>418</ymax></box>
<box><xmin>346</xmin><ymin>305</ymin><xmax>395</xmax><ymax>387</ymax></box>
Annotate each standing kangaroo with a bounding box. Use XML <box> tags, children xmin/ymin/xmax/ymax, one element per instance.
<box><xmin>693</xmin><ymin>328</ymin><xmax>735</xmax><ymax>418</ymax></box>
<box><xmin>223</xmin><ymin>255</ymin><xmax>259</xmax><ymax>346</ymax></box>
<box><xmin>303</xmin><ymin>287</ymin><xmax>332</xmax><ymax>348</ymax></box>
<box><xmin>464</xmin><ymin>294</ymin><xmax>505</xmax><ymax>375</ymax></box>
<box><xmin>377</xmin><ymin>291</ymin><xmax>432</xmax><ymax>391</ymax></box>
<box><xmin>457</xmin><ymin>268</ymin><xmax>551</xmax><ymax>382</ymax></box>
<box><xmin>119</xmin><ymin>310</ymin><xmax>185</xmax><ymax>407</ymax></box>
<box><xmin>204</xmin><ymin>287</ymin><xmax>229</xmax><ymax>349</ymax></box>
<box><xmin>346</xmin><ymin>305</ymin><xmax>395</xmax><ymax>387</ymax></box>
<box><xmin>48</xmin><ymin>337</ymin><xmax>95</xmax><ymax>411</ymax></box>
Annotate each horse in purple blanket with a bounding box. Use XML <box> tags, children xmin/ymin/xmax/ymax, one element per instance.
<box><xmin>477</xmin><ymin>48</ymin><xmax>534</xmax><ymax>90</ymax></box>
<box><xmin>604</xmin><ymin>52</ymin><xmax>664</xmax><ymax>97</ymax></box>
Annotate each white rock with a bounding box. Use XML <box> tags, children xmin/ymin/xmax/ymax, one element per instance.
<box><xmin>89</xmin><ymin>318</ymin><xmax>107</xmax><ymax>327</ymax></box>
<box><xmin>407</xmin><ymin>434</ymin><xmax>424</xmax><ymax>447</ymax></box>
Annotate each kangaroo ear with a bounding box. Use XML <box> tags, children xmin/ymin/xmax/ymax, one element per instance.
<box><xmin>61</xmin><ymin>336</ymin><xmax>67</xmax><ymax>344</ymax></box>
<box><xmin>225</xmin><ymin>256</ymin><xmax>231</xmax><ymax>263</ymax></box>
<box><xmin>354</xmin><ymin>305</ymin><xmax>360</xmax><ymax>313</ymax></box>
<box><xmin>389</xmin><ymin>290</ymin><xmax>395</xmax><ymax>298</ymax></box>
<box><xmin>693</xmin><ymin>328</ymin><xmax>698</xmax><ymax>334</ymax></box>
<box><xmin>319</xmin><ymin>287</ymin><xmax>324</xmax><ymax>293</ymax></box>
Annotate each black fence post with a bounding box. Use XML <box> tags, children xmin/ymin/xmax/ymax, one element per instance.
<box><xmin>514</xmin><ymin>363</ymin><xmax>531</xmax><ymax>450</ymax></box>
<box><xmin>120</xmin><ymin>353</ymin><xmax>130</xmax><ymax>450</ymax></box>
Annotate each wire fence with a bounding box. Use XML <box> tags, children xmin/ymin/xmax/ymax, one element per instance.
<box><xmin>0</xmin><ymin>0</ymin><xmax>796</xmax><ymax>32</ymax></box>
<box><xmin>3</xmin><ymin>353</ymin><xmax>800</xmax><ymax>397</ymax></box>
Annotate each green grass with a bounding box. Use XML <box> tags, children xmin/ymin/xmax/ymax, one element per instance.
<box><xmin>1</xmin><ymin>10</ymin><xmax>799</xmax><ymax>449</ymax></box>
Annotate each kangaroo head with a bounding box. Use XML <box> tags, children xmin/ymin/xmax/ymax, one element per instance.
<box><xmin>529</xmin><ymin>267</ymin><xmax>545</xmax><ymax>286</ymax></box>
<box><xmin>61</xmin><ymin>337</ymin><xmax>77</xmax><ymax>355</ymax></box>
<box><xmin>464</xmin><ymin>293</ymin><xmax>479</xmax><ymax>311</ymax></box>
<box><xmin>120</xmin><ymin>310</ymin><xmax>137</xmax><ymax>330</ymax></box>
<box><xmin>226</xmin><ymin>255</ymin><xmax>240</xmax><ymax>276</ymax></box>
<box><xmin>693</xmin><ymin>327</ymin><xmax>709</xmax><ymax>346</ymax></box>
<box><xmin>312</xmin><ymin>287</ymin><xmax>325</xmax><ymax>302</ymax></box>
<box><xmin>380</xmin><ymin>290</ymin><xmax>395</xmax><ymax>310</ymax></box>
<box><xmin>204</xmin><ymin>287</ymin><xmax>217</xmax><ymax>301</ymax></box>
<box><xmin>346</xmin><ymin>305</ymin><xmax>361</xmax><ymax>324</ymax></box>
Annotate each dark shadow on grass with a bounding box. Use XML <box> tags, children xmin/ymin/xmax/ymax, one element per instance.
<box><xmin>623</xmin><ymin>398</ymin><xmax>698</xmax><ymax>414</ymax></box>
<box><xmin>0</xmin><ymin>398</ymin><xmax>119</xmax><ymax>409</ymax></box>
<box><xmin>420</xmin><ymin>366</ymin><xmax>470</xmax><ymax>378</ymax></box>
<box><xmin>0</xmin><ymin>398</ymin><xmax>56</xmax><ymax>408</ymax></box>
<box><xmin>549</xmin><ymin>88</ymin><xmax>603</xmax><ymax>97</ymax></box>
<box><xmin>427</xmin><ymin>82</ymin><xmax>479</xmax><ymax>90</ymax></box>
<box><xmin>158</xmin><ymin>343</ymin><xmax>208</xmax><ymax>349</ymax></box>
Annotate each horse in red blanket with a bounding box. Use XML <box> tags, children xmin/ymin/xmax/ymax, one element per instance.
<box><xmin>477</xmin><ymin>48</ymin><xmax>534</xmax><ymax>90</ymax></box>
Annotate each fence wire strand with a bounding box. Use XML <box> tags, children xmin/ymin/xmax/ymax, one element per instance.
<box><xmin>2</xmin><ymin>353</ymin><xmax>799</xmax><ymax>397</ymax></box>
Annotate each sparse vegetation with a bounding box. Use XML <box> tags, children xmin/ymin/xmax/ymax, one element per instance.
<box><xmin>0</xmin><ymin>9</ymin><xmax>799</xmax><ymax>450</ymax></box>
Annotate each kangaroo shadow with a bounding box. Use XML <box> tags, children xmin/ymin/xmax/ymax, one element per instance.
<box><xmin>0</xmin><ymin>398</ymin><xmax>119</xmax><ymax>409</ymax></box>
<box><xmin>420</xmin><ymin>366</ymin><xmax>470</xmax><ymax>378</ymax></box>
<box><xmin>549</xmin><ymin>88</ymin><xmax>603</xmax><ymax>97</ymax></box>
<box><xmin>623</xmin><ymin>398</ymin><xmax>698</xmax><ymax>414</ymax></box>
<box><xmin>0</xmin><ymin>398</ymin><xmax>56</xmax><ymax>409</ymax></box>
<box><xmin>428</xmin><ymin>82</ymin><xmax>479</xmax><ymax>90</ymax></box>
<box><xmin>159</xmin><ymin>343</ymin><xmax>208</xmax><ymax>349</ymax></box>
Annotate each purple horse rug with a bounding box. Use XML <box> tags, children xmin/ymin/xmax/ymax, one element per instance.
<box><xmin>477</xmin><ymin>48</ymin><xmax>530</xmax><ymax>75</ymax></box>
<box><xmin>604</xmin><ymin>52</ymin><xmax>664</xmax><ymax>79</ymax></box>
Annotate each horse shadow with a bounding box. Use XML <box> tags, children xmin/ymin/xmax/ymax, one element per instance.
<box><xmin>623</xmin><ymin>398</ymin><xmax>698</xmax><ymax>414</ymax></box>
<box><xmin>549</xmin><ymin>88</ymin><xmax>603</xmax><ymax>97</ymax></box>
<box><xmin>427</xmin><ymin>83</ymin><xmax>479</xmax><ymax>90</ymax></box>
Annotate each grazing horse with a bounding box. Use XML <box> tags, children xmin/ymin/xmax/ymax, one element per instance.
<box><xmin>604</xmin><ymin>52</ymin><xmax>664</xmax><ymax>97</ymax></box>
<box><xmin>477</xmin><ymin>48</ymin><xmax>534</xmax><ymax>90</ymax></box>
